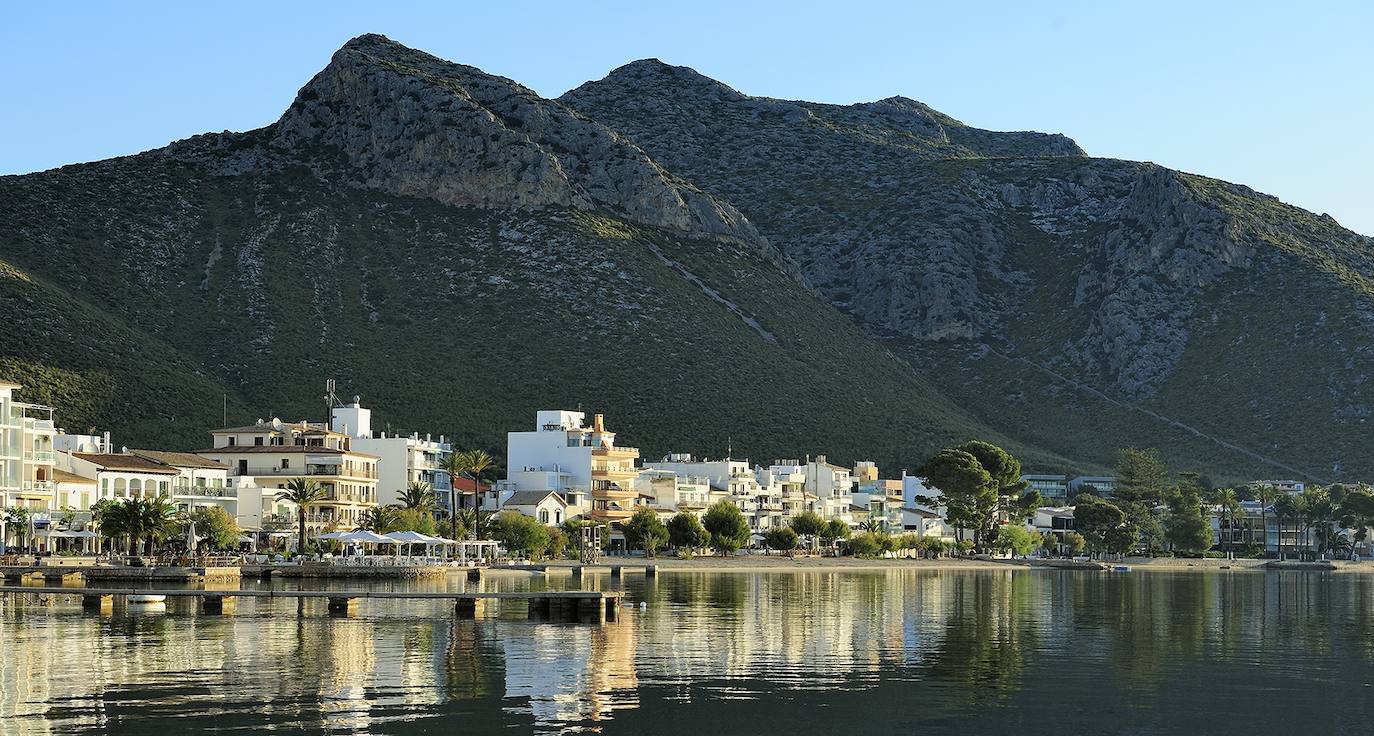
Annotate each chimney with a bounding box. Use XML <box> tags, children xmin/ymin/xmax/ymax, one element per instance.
<box><xmin>593</xmin><ymin>413</ymin><xmax>605</xmax><ymax>432</ymax></box>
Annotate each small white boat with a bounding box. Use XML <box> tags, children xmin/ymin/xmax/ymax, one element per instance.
<box><xmin>127</xmin><ymin>594</ymin><xmax>167</xmax><ymax>604</ymax></box>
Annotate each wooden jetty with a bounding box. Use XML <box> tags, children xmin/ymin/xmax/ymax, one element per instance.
<box><xmin>0</xmin><ymin>585</ymin><xmax>622</xmax><ymax>623</ymax></box>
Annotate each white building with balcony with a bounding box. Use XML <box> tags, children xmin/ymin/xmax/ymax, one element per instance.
<box><xmin>0</xmin><ymin>380</ymin><xmax>57</xmax><ymax>512</ymax></box>
<box><xmin>502</xmin><ymin>411</ymin><xmax>638</xmax><ymax>526</ymax></box>
<box><xmin>328</xmin><ymin>399</ymin><xmax>454</xmax><ymax>511</ymax></box>
<box><xmin>129</xmin><ymin>450</ymin><xmax>239</xmax><ymax>515</ymax></box>
<box><xmin>645</xmin><ymin>454</ymin><xmax>783</xmax><ymax>534</ymax></box>
<box><xmin>56</xmin><ymin>451</ymin><xmax>182</xmax><ymax>502</ymax></box>
<box><xmin>196</xmin><ymin>418</ymin><xmax>379</xmax><ymax>535</ymax></box>
<box><xmin>632</xmin><ymin>469</ymin><xmax>713</xmax><ymax>519</ymax></box>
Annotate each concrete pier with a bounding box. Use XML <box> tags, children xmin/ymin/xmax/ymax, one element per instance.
<box><xmin>1</xmin><ymin>585</ymin><xmax>623</xmax><ymax>624</ymax></box>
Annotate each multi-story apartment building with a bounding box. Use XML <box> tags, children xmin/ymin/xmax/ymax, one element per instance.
<box><xmin>1068</xmin><ymin>475</ymin><xmax>1116</xmax><ymax>497</ymax></box>
<box><xmin>1023</xmin><ymin>474</ymin><xmax>1070</xmax><ymax>501</ymax></box>
<box><xmin>197</xmin><ymin>418</ymin><xmax>379</xmax><ymax>535</ymax></box>
<box><xmin>645</xmin><ymin>454</ymin><xmax>782</xmax><ymax>533</ymax></box>
<box><xmin>632</xmin><ymin>469</ymin><xmax>712</xmax><ymax>519</ymax></box>
<box><xmin>756</xmin><ymin>463</ymin><xmax>814</xmax><ymax>519</ymax></box>
<box><xmin>0</xmin><ymin>381</ymin><xmax>57</xmax><ymax>512</ymax></box>
<box><xmin>328</xmin><ymin>399</ymin><xmax>453</xmax><ymax>510</ymax></box>
<box><xmin>802</xmin><ymin>456</ymin><xmax>853</xmax><ymax>522</ymax></box>
<box><xmin>852</xmin><ymin>477</ymin><xmax>904</xmax><ymax>531</ymax></box>
<box><xmin>503</xmin><ymin>411</ymin><xmax>639</xmax><ymax>525</ymax></box>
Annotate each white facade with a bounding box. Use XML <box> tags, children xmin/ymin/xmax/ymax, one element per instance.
<box><xmin>645</xmin><ymin>454</ymin><xmax>782</xmax><ymax>533</ymax></box>
<box><xmin>503</xmin><ymin>410</ymin><xmax>639</xmax><ymax>524</ymax></box>
<box><xmin>330</xmin><ymin>399</ymin><xmax>453</xmax><ymax>509</ymax></box>
<box><xmin>0</xmin><ymin>381</ymin><xmax>57</xmax><ymax>513</ymax></box>
<box><xmin>197</xmin><ymin>417</ymin><xmax>379</xmax><ymax>534</ymax></box>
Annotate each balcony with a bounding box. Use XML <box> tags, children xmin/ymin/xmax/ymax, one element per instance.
<box><xmin>592</xmin><ymin>445</ymin><xmax>639</xmax><ymax>457</ymax></box>
<box><xmin>171</xmin><ymin>484</ymin><xmax>236</xmax><ymax>498</ymax></box>
<box><xmin>20</xmin><ymin>481</ymin><xmax>55</xmax><ymax>494</ymax></box>
<box><xmin>240</xmin><ymin>466</ymin><xmax>378</xmax><ymax>480</ymax></box>
<box><xmin>23</xmin><ymin>450</ymin><xmax>56</xmax><ymax>463</ymax></box>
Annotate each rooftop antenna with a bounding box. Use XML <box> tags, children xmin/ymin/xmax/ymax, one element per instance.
<box><xmin>324</xmin><ymin>379</ymin><xmax>342</xmax><ymax>426</ymax></box>
<box><xmin>727</xmin><ymin>435</ymin><xmax>733</xmax><ymax>461</ymax></box>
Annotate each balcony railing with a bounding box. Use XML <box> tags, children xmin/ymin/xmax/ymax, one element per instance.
<box><xmin>20</xmin><ymin>481</ymin><xmax>55</xmax><ymax>493</ymax></box>
<box><xmin>171</xmin><ymin>484</ymin><xmax>236</xmax><ymax>498</ymax></box>
<box><xmin>240</xmin><ymin>467</ymin><xmax>378</xmax><ymax>480</ymax></box>
<box><xmin>23</xmin><ymin>450</ymin><xmax>56</xmax><ymax>462</ymax></box>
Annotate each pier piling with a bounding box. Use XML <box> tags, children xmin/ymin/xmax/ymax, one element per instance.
<box><xmin>455</xmin><ymin>598</ymin><xmax>487</xmax><ymax>619</ymax></box>
<box><xmin>81</xmin><ymin>593</ymin><xmax>113</xmax><ymax>613</ymax></box>
<box><xmin>326</xmin><ymin>597</ymin><xmax>357</xmax><ymax>617</ymax></box>
<box><xmin>201</xmin><ymin>595</ymin><xmax>237</xmax><ymax>615</ymax></box>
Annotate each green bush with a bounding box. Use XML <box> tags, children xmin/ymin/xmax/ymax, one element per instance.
<box><xmin>487</xmin><ymin>511</ymin><xmax>551</xmax><ymax>559</ymax></box>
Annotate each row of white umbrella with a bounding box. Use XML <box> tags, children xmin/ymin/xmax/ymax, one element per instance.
<box><xmin>317</xmin><ymin>530</ymin><xmax>458</xmax><ymax>545</ymax></box>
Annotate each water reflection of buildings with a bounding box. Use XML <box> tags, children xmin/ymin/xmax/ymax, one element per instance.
<box><xmin>629</xmin><ymin>571</ymin><xmax>961</xmax><ymax>693</ymax></box>
<box><xmin>498</xmin><ymin>615</ymin><xmax>638</xmax><ymax>729</ymax></box>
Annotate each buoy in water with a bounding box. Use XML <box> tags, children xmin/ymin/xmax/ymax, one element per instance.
<box><xmin>639</xmin><ymin>601</ymin><xmax>647</xmax><ymax>610</ymax></box>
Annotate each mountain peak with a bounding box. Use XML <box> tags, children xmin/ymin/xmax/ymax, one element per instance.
<box><xmin>572</xmin><ymin>58</ymin><xmax>748</xmax><ymax>103</ymax></box>
<box><xmin>257</xmin><ymin>36</ymin><xmax>762</xmax><ymax>243</ymax></box>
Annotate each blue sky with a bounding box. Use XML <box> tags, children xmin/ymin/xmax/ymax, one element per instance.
<box><xmin>3</xmin><ymin>1</ymin><xmax>1370</xmax><ymax>234</ymax></box>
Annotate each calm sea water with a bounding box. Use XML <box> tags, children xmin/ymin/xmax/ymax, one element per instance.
<box><xmin>1</xmin><ymin>569</ymin><xmax>1371</xmax><ymax>735</ymax></box>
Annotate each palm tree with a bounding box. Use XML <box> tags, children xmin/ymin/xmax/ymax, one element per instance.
<box><xmin>277</xmin><ymin>478</ymin><xmax>326</xmax><ymax>554</ymax></box>
<box><xmin>399</xmin><ymin>481</ymin><xmax>436</xmax><ymax>513</ymax></box>
<box><xmin>457</xmin><ymin>449</ymin><xmax>496</xmax><ymax>539</ymax></box>
<box><xmin>858</xmin><ymin>518</ymin><xmax>883</xmax><ymax>534</ymax></box>
<box><xmin>1211</xmin><ymin>487</ymin><xmax>1241</xmax><ymax>553</ymax></box>
<box><xmin>1273</xmin><ymin>494</ymin><xmax>1302</xmax><ymax>560</ymax></box>
<box><xmin>137</xmin><ymin>496</ymin><xmax>179</xmax><ymax>555</ymax></box>
<box><xmin>99</xmin><ymin>500</ymin><xmax>141</xmax><ymax>554</ymax></box>
<box><xmin>1253</xmin><ymin>483</ymin><xmax>1278</xmax><ymax>555</ymax></box>
<box><xmin>438</xmin><ymin>452</ymin><xmax>467</xmax><ymax>542</ymax></box>
<box><xmin>356</xmin><ymin>505</ymin><xmax>399</xmax><ymax>534</ymax></box>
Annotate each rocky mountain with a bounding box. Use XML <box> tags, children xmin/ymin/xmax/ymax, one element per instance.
<box><xmin>0</xmin><ymin>35</ymin><xmax>1063</xmax><ymax>473</ymax></box>
<box><xmin>562</xmin><ymin>60</ymin><xmax>1374</xmax><ymax>482</ymax></box>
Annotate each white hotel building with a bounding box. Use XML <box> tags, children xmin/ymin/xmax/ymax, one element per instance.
<box><xmin>0</xmin><ymin>380</ymin><xmax>57</xmax><ymax>512</ymax></box>
<box><xmin>328</xmin><ymin>399</ymin><xmax>453</xmax><ymax>510</ymax></box>
<box><xmin>499</xmin><ymin>410</ymin><xmax>639</xmax><ymax>525</ymax></box>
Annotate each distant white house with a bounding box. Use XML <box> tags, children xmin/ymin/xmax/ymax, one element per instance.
<box><xmin>498</xmin><ymin>490</ymin><xmax>569</xmax><ymax>526</ymax></box>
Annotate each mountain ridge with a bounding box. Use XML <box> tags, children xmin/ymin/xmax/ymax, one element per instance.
<box><xmin>0</xmin><ymin>35</ymin><xmax>1076</xmax><ymax>476</ymax></box>
<box><xmin>560</xmin><ymin>58</ymin><xmax>1374</xmax><ymax>481</ymax></box>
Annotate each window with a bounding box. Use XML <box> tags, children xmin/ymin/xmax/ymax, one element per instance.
<box><xmin>228</xmin><ymin>436</ymin><xmax>236</xmax><ymax>446</ymax></box>
<box><xmin>238</xmin><ymin>460</ymin><xmax>248</xmax><ymax>475</ymax></box>
<box><xmin>254</xmin><ymin>437</ymin><xmax>264</xmax><ymax>446</ymax></box>
<box><xmin>282</xmin><ymin>459</ymin><xmax>290</xmax><ymax>469</ymax></box>
<box><xmin>539</xmin><ymin>509</ymin><xmax>550</xmax><ymax>523</ymax></box>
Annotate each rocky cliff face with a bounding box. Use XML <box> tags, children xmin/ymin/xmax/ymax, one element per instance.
<box><xmin>171</xmin><ymin>35</ymin><xmax>762</xmax><ymax>246</ymax></box>
<box><xmin>562</xmin><ymin>60</ymin><xmax>1374</xmax><ymax>480</ymax></box>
